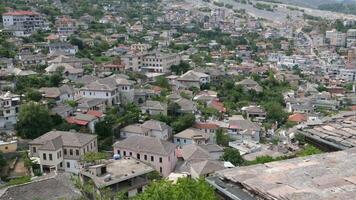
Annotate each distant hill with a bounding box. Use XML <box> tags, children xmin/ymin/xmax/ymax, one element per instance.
<box><xmin>279</xmin><ymin>0</ymin><xmax>342</xmax><ymax>8</ymax></box>
<box><xmin>318</xmin><ymin>2</ymin><xmax>356</xmax><ymax>15</ymax></box>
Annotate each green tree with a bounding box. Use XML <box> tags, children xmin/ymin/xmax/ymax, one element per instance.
<box><xmin>170</xmin><ymin>62</ymin><xmax>191</xmax><ymax>75</ymax></box>
<box><xmin>154</xmin><ymin>76</ymin><xmax>170</xmax><ymax>89</ymax></box>
<box><xmin>0</xmin><ymin>152</ymin><xmax>6</xmax><ymax>169</ymax></box>
<box><xmin>16</xmin><ymin>102</ymin><xmax>53</xmax><ymax>139</ymax></box>
<box><xmin>25</xmin><ymin>89</ymin><xmax>42</xmax><ymax>102</ymax></box>
<box><xmin>82</xmin><ymin>152</ymin><xmax>107</xmax><ymax>163</ymax></box>
<box><xmin>167</xmin><ymin>102</ymin><xmax>181</xmax><ymax>117</ymax></box>
<box><xmin>171</xmin><ymin>113</ymin><xmax>195</xmax><ymax>133</ymax></box>
<box><xmin>135</xmin><ymin>178</ymin><xmax>216</xmax><ymax>200</ymax></box>
<box><xmin>216</xmin><ymin>128</ymin><xmax>229</xmax><ymax>146</ymax></box>
<box><xmin>220</xmin><ymin>147</ymin><xmax>244</xmax><ymax>166</ymax></box>
<box><xmin>263</xmin><ymin>101</ymin><xmax>287</xmax><ymax>125</ymax></box>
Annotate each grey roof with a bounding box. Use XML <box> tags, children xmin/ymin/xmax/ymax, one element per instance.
<box><xmin>121</xmin><ymin>124</ymin><xmax>148</xmax><ymax>135</ymax></box>
<box><xmin>77</xmin><ymin>98</ymin><xmax>106</xmax><ymax>109</ymax></box>
<box><xmin>174</xmin><ymin>128</ymin><xmax>210</xmax><ymax>140</ymax></box>
<box><xmin>181</xmin><ymin>144</ymin><xmax>212</xmax><ymax>161</ymax></box>
<box><xmin>38</xmin><ymin>136</ymin><xmax>63</xmax><ymax>151</ymax></box>
<box><xmin>51</xmin><ymin>104</ymin><xmax>73</xmax><ymax>115</ymax></box>
<box><xmin>299</xmin><ymin>114</ymin><xmax>356</xmax><ymax>150</ymax></box>
<box><xmin>174</xmin><ymin>98</ymin><xmax>195</xmax><ymax>112</ymax></box>
<box><xmin>75</xmin><ymin>75</ymin><xmax>98</xmax><ymax>85</ymax></box>
<box><xmin>178</xmin><ymin>70</ymin><xmax>209</xmax><ymax>82</ymax></box>
<box><xmin>141</xmin><ymin>100</ymin><xmax>167</xmax><ymax>111</ymax></box>
<box><xmin>212</xmin><ymin>148</ymin><xmax>356</xmax><ymax>200</ymax></box>
<box><xmin>190</xmin><ymin>160</ymin><xmax>225</xmax><ymax>176</ymax></box>
<box><xmin>82</xmin><ymin>81</ymin><xmax>116</xmax><ymax>91</ymax></box>
<box><xmin>74</xmin><ymin>113</ymin><xmax>97</xmax><ymax>121</ymax></box>
<box><xmin>229</xmin><ymin>119</ymin><xmax>261</xmax><ymax>131</ymax></box>
<box><xmin>113</xmin><ymin>135</ymin><xmax>176</xmax><ymax>156</ymax></box>
<box><xmin>0</xmin><ymin>173</ymin><xmax>82</xmax><ymax>200</ymax></box>
<box><xmin>141</xmin><ymin>119</ymin><xmax>171</xmax><ymax>131</ymax></box>
<box><xmin>236</xmin><ymin>79</ymin><xmax>263</xmax><ymax>92</ymax></box>
<box><xmin>29</xmin><ymin>131</ymin><xmax>97</xmax><ymax>147</ymax></box>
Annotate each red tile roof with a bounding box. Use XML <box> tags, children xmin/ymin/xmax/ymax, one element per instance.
<box><xmin>87</xmin><ymin>110</ymin><xmax>103</xmax><ymax>118</ymax></box>
<box><xmin>3</xmin><ymin>11</ymin><xmax>39</xmax><ymax>16</ymax></box>
<box><xmin>288</xmin><ymin>113</ymin><xmax>307</xmax><ymax>123</ymax></box>
<box><xmin>66</xmin><ymin>117</ymin><xmax>88</xmax><ymax>126</ymax></box>
<box><xmin>210</xmin><ymin>99</ymin><xmax>226</xmax><ymax>113</ymax></box>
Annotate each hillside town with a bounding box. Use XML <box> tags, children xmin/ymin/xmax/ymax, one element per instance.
<box><xmin>0</xmin><ymin>0</ymin><xmax>355</xmax><ymax>199</ymax></box>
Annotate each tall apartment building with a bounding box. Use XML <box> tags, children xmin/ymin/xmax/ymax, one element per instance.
<box><xmin>326</xmin><ymin>29</ymin><xmax>346</xmax><ymax>47</ymax></box>
<box><xmin>0</xmin><ymin>92</ymin><xmax>20</xmax><ymax>130</ymax></box>
<box><xmin>2</xmin><ymin>11</ymin><xmax>49</xmax><ymax>36</ymax></box>
<box><xmin>29</xmin><ymin>131</ymin><xmax>98</xmax><ymax>174</ymax></box>
<box><xmin>141</xmin><ymin>52</ymin><xmax>181</xmax><ymax>73</ymax></box>
<box><xmin>347</xmin><ymin>29</ymin><xmax>356</xmax><ymax>48</ymax></box>
<box><xmin>122</xmin><ymin>51</ymin><xmax>181</xmax><ymax>73</ymax></box>
<box><xmin>55</xmin><ymin>16</ymin><xmax>77</xmax><ymax>36</ymax></box>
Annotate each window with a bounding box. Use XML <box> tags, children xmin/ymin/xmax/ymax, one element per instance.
<box><xmin>60</xmin><ymin>162</ymin><xmax>63</xmax><ymax>168</ymax></box>
<box><xmin>76</xmin><ymin>149</ymin><xmax>79</xmax><ymax>156</ymax></box>
<box><xmin>64</xmin><ymin>149</ymin><xmax>67</xmax><ymax>155</ymax></box>
<box><xmin>93</xmin><ymin>141</ymin><xmax>96</xmax><ymax>147</ymax></box>
<box><xmin>117</xmin><ymin>150</ymin><xmax>120</xmax><ymax>155</ymax></box>
<box><xmin>90</xmin><ymin>143</ymin><xmax>92</xmax><ymax>149</ymax></box>
<box><xmin>129</xmin><ymin>152</ymin><xmax>132</xmax><ymax>156</ymax></box>
<box><xmin>151</xmin><ymin>156</ymin><xmax>154</xmax><ymax>162</ymax></box>
<box><xmin>137</xmin><ymin>153</ymin><xmax>140</xmax><ymax>159</ymax></box>
<box><xmin>70</xmin><ymin>149</ymin><xmax>73</xmax><ymax>156</ymax></box>
<box><xmin>87</xmin><ymin>146</ymin><xmax>89</xmax><ymax>151</ymax></box>
<box><xmin>33</xmin><ymin>147</ymin><xmax>36</xmax><ymax>153</ymax></box>
<box><xmin>144</xmin><ymin>155</ymin><xmax>147</xmax><ymax>160</ymax></box>
<box><xmin>66</xmin><ymin>162</ymin><xmax>70</xmax><ymax>168</ymax></box>
<box><xmin>106</xmin><ymin>93</ymin><xmax>109</xmax><ymax>96</ymax></box>
<box><xmin>159</xmin><ymin>157</ymin><xmax>162</xmax><ymax>163</ymax></box>
<box><xmin>49</xmin><ymin>154</ymin><xmax>52</xmax><ymax>161</ymax></box>
<box><xmin>43</xmin><ymin>153</ymin><xmax>46</xmax><ymax>160</ymax></box>
<box><xmin>160</xmin><ymin>167</ymin><xmax>162</xmax><ymax>173</ymax></box>
<box><xmin>123</xmin><ymin>151</ymin><xmax>126</xmax><ymax>156</ymax></box>
<box><xmin>184</xmin><ymin>139</ymin><xmax>186</xmax><ymax>143</ymax></box>
<box><xmin>177</xmin><ymin>138</ymin><xmax>180</xmax><ymax>143</ymax></box>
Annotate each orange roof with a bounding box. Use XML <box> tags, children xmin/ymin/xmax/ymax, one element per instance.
<box><xmin>210</xmin><ymin>99</ymin><xmax>226</xmax><ymax>113</ymax></box>
<box><xmin>288</xmin><ymin>113</ymin><xmax>306</xmax><ymax>123</ymax></box>
<box><xmin>87</xmin><ymin>110</ymin><xmax>103</xmax><ymax>118</ymax></box>
<box><xmin>47</xmin><ymin>34</ymin><xmax>59</xmax><ymax>40</ymax></box>
<box><xmin>66</xmin><ymin>117</ymin><xmax>88</xmax><ymax>126</ymax></box>
<box><xmin>351</xmin><ymin>106</ymin><xmax>356</xmax><ymax>111</ymax></box>
<box><xmin>193</xmin><ymin>123</ymin><xmax>219</xmax><ymax>129</ymax></box>
<box><xmin>3</xmin><ymin>11</ymin><xmax>39</xmax><ymax>16</ymax></box>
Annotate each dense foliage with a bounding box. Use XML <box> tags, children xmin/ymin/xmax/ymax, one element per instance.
<box><xmin>135</xmin><ymin>178</ymin><xmax>217</xmax><ymax>200</ymax></box>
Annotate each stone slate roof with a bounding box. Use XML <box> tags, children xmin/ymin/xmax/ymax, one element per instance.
<box><xmin>141</xmin><ymin>100</ymin><xmax>167</xmax><ymax>110</ymax></box>
<box><xmin>141</xmin><ymin>119</ymin><xmax>171</xmax><ymax>131</ymax></box>
<box><xmin>113</xmin><ymin>135</ymin><xmax>176</xmax><ymax>156</ymax></box>
<box><xmin>0</xmin><ymin>173</ymin><xmax>81</xmax><ymax>200</ymax></box>
<box><xmin>190</xmin><ymin>160</ymin><xmax>225</xmax><ymax>176</ymax></box>
<box><xmin>38</xmin><ymin>136</ymin><xmax>63</xmax><ymax>151</ymax></box>
<box><xmin>29</xmin><ymin>131</ymin><xmax>97</xmax><ymax>148</ymax></box>
<box><xmin>213</xmin><ymin>148</ymin><xmax>356</xmax><ymax>200</ymax></box>
<box><xmin>178</xmin><ymin>70</ymin><xmax>209</xmax><ymax>82</ymax></box>
<box><xmin>174</xmin><ymin>128</ymin><xmax>210</xmax><ymax>140</ymax></box>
